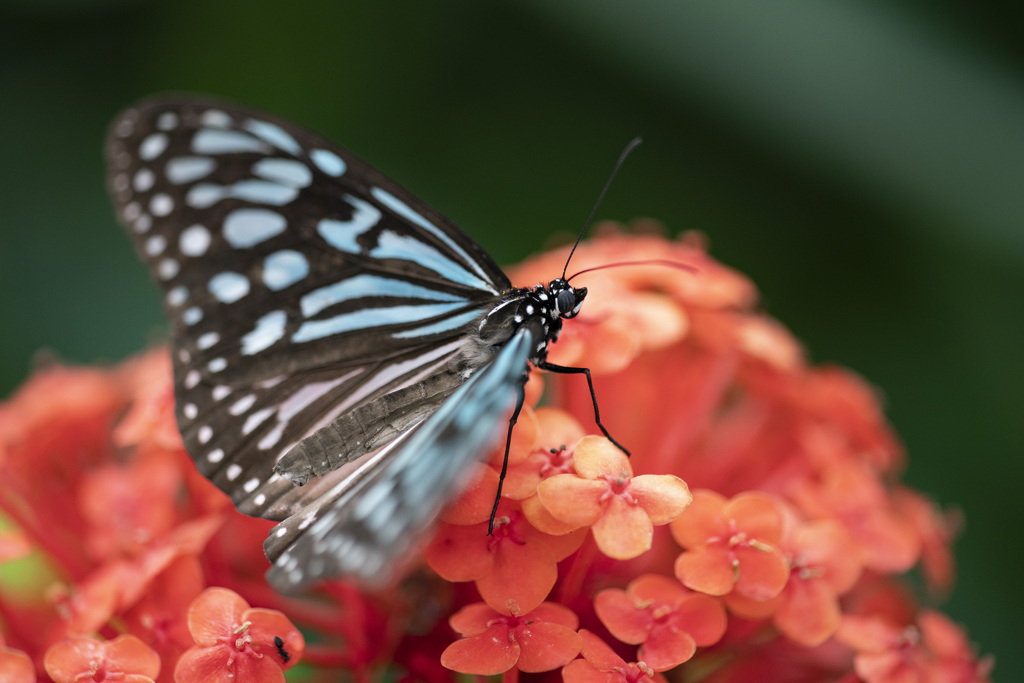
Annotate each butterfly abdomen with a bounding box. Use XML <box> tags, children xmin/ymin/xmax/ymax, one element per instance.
<box><xmin>275</xmin><ymin>367</ymin><xmax>466</xmax><ymax>485</ymax></box>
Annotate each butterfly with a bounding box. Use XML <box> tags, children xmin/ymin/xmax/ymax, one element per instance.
<box><xmin>105</xmin><ymin>97</ymin><xmax>628</xmax><ymax>593</ymax></box>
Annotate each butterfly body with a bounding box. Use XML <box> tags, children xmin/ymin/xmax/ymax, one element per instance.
<box><xmin>105</xmin><ymin>97</ymin><xmax>597</xmax><ymax>592</ymax></box>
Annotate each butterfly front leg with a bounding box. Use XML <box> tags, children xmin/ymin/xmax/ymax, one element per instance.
<box><xmin>488</xmin><ymin>369</ymin><xmax>528</xmax><ymax>534</ymax></box>
<box><xmin>537</xmin><ymin>361</ymin><xmax>630</xmax><ymax>456</ymax></box>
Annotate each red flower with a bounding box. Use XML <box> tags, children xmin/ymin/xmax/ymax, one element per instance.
<box><xmin>44</xmin><ymin>634</ymin><xmax>160</xmax><ymax>683</ymax></box>
<box><xmin>441</xmin><ymin>601</ymin><xmax>582</xmax><ymax>675</ymax></box>
<box><xmin>424</xmin><ymin>499</ymin><xmax>584</xmax><ymax>614</ymax></box>
<box><xmin>670</xmin><ymin>490</ymin><xmax>789</xmax><ymax>601</ymax></box>
<box><xmin>562</xmin><ymin>629</ymin><xmax>668</xmax><ymax>683</ymax></box>
<box><xmin>537</xmin><ymin>436</ymin><xmax>691</xmax><ymax>559</ymax></box>
<box><xmin>173</xmin><ymin>587</ymin><xmax>303</xmax><ymax>683</ymax></box>
<box><xmin>594</xmin><ymin>574</ymin><xmax>726</xmax><ymax>671</ymax></box>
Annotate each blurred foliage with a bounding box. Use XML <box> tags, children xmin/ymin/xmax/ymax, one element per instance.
<box><xmin>1</xmin><ymin>0</ymin><xmax>1020</xmax><ymax>676</ymax></box>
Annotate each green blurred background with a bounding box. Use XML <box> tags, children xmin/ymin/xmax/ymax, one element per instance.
<box><xmin>2</xmin><ymin>0</ymin><xmax>1020</xmax><ymax>676</ymax></box>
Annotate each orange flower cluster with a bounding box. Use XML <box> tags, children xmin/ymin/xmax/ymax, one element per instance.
<box><xmin>0</xmin><ymin>227</ymin><xmax>990</xmax><ymax>682</ymax></box>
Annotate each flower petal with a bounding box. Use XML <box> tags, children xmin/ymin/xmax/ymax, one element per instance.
<box><xmin>591</xmin><ymin>496</ymin><xmax>654</xmax><ymax>560</ymax></box>
<box><xmin>573</xmin><ymin>436</ymin><xmax>632</xmax><ymax>479</ymax></box>
<box><xmin>669</xmin><ymin>489</ymin><xmax>728</xmax><ymax>549</ymax></box>
<box><xmin>440</xmin><ymin>625</ymin><xmax>519</xmax><ymax>675</ymax></box>
<box><xmin>185</xmin><ymin>587</ymin><xmax>250</xmax><ymax>646</ymax></box>
<box><xmin>733</xmin><ymin>543</ymin><xmax>789</xmax><ymax>601</ymax></box>
<box><xmin>514</xmin><ymin>621</ymin><xmax>582</xmax><ymax>672</ymax></box>
<box><xmin>640</xmin><ymin>626</ymin><xmax>697</xmax><ymax>671</ymax></box>
<box><xmin>724</xmin><ymin>492</ymin><xmax>783</xmax><ymax>544</ymax></box>
<box><xmin>536</xmin><ymin>475</ymin><xmax>607</xmax><ymax>526</ymax></box>
<box><xmin>630</xmin><ymin>474</ymin><xmax>692</xmax><ymax>525</ymax></box>
<box><xmin>774</xmin><ymin>577</ymin><xmax>840</xmax><ymax>647</ymax></box>
<box><xmin>674</xmin><ymin>545</ymin><xmax>735</xmax><ymax>596</ymax></box>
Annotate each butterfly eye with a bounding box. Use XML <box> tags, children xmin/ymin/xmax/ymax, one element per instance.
<box><xmin>555</xmin><ymin>288</ymin><xmax>577</xmax><ymax>316</ymax></box>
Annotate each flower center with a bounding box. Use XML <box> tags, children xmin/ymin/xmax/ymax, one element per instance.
<box><xmin>488</xmin><ymin>512</ymin><xmax>527</xmax><ymax>548</ymax></box>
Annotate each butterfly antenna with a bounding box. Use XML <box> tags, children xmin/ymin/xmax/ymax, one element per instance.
<box><xmin>562</xmin><ymin>136</ymin><xmax>643</xmax><ymax>279</ymax></box>
<box><xmin>567</xmin><ymin>259</ymin><xmax>699</xmax><ymax>281</ymax></box>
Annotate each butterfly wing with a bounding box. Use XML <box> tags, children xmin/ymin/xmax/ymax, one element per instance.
<box><xmin>105</xmin><ymin>97</ymin><xmax>512</xmax><ymax>523</ymax></box>
<box><xmin>264</xmin><ymin>322</ymin><xmax>539</xmax><ymax>591</ymax></box>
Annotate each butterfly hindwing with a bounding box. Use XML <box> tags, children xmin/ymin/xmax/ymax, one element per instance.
<box><xmin>264</xmin><ymin>323</ymin><xmax>539</xmax><ymax>591</ymax></box>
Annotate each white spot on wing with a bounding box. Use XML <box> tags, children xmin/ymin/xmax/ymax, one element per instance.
<box><xmin>197</xmin><ymin>331</ymin><xmax>219</xmax><ymax>350</ymax></box>
<box><xmin>167</xmin><ymin>286</ymin><xmax>187</xmax><ymax>307</ymax></box>
<box><xmin>145</xmin><ymin>235</ymin><xmax>166</xmax><ymax>256</ymax></box>
<box><xmin>229</xmin><ymin>394</ymin><xmax>257</xmax><ymax>415</ymax></box>
<box><xmin>165</xmin><ymin>157</ymin><xmax>216</xmax><ymax>184</ymax></box>
<box><xmin>241</xmin><ymin>310</ymin><xmax>288</xmax><ymax>355</ymax></box>
<box><xmin>262</xmin><ymin>251</ymin><xmax>308</xmax><ymax>290</ymax></box>
<box><xmin>226</xmin><ymin>463</ymin><xmax>242</xmax><ymax>480</ymax></box>
<box><xmin>252</xmin><ymin>158</ymin><xmax>312</xmax><ymax>188</ymax></box>
<box><xmin>180</xmin><ymin>225</ymin><xmax>211</xmax><ymax>256</ymax></box>
<box><xmin>192</xmin><ymin>129</ymin><xmax>268</xmax><ymax>155</ymax></box>
<box><xmin>243</xmin><ymin>477</ymin><xmax>260</xmax><ymax>493</ymax></box>
<box><xmin>208</xmin><ymin>357</ymin><xmax>227</xmax><ymax>373</ymax></box>
<box><xmin>139</xmin><ymin>133</ymin><xmax>169</xmax><ymax>160</ymax></box>
<box><xmin>293</xmin><ymin>302</ymin><xmax>466</xmax><ymax>343</ymax></box>
<box><xmin>198</xmin><ymin>425</ymin><xmax>212</xmax><ymax>443</ymax></box>
<box><xmin>186</xmin><ymin>181</ymin><xmax>298</xmax><ymax>209</ymax></box>
<box><xmin>301</xmin><ymin>274</ymin><xmax>462</xmax><ymax>317</ymax></box>
<box><xmin>208</xmin><ymin>272</ymin><xmax>250</xmax><ymax>303</ymax></box>
<box><xmin>150</xmin><ymin>193</ymin><xmax>174</xmax><ymax>216</ymax></box>
<box><xmin>184</xmin><ymin>369</ymin><xmax>200</xmax><ymax>388</ymax></box>
<box><xmin>207</xmin><ymin>448</ymin><xmax>224</xmax><ymax>463</ymax></box>
<box><xmin>223</xmin><ymin>209</ymin><xmax>287</xmax><ymax>248</ymax></box>
<box><xmin>243</xmin><ymin>119</ymin><xmax>301</xmax><ymax>154</ymax></box>
<box><xmin>156</xmin><ymin>112</ymin><xmax>179</xmax><ymax>130</ymax></box>
<box><xmin>158</xmin><ymin>258</ymin><xmax>179</xmax><ymax>280</ymax></box>
<box><xmin>310</xmin><ymin>148</ymin><xmax>346</xmax><ymax>176</ymax></box>
<box><xmin>183</xmin><ymin>307</ymin><xmax>203</xmax><ymax>325</ymax></box>
<box><xmin>133</xmin><ymin>168</ymin><xmax>155</xmax><ymax>192</ymax></box>
<box><xmin>212</xmin><ymin>385</ymin><xmax>232</xmax><ymax>401</ymax></box>
<box><xmin>200</xmin><ymin>109</ymin><xmax>232</xmax><ymax>128</ymax></box>
<box><xmin>243</xmin><ymin>407</ymin><xmax>274</xmax><ymax>435</ymax></box>
<box><xmin>317</xmin><ymin>195</ymin><xmax>381</xmax><ymax>253</ymax></box>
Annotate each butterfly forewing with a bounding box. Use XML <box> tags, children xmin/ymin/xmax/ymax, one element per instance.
<box><xmin>106</xmin><ymin>98</ymin><xmax>512</xmax><ymax>523</ymax></box>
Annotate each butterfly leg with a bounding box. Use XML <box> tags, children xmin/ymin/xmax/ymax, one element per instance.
<box><xmin>538</xmin><ymin>361</ymin><xmax>630</xmax><ymax>456</ymax></box>
<box><xmin>488</xmin><ymin>372</ymin><xmax>527</xmax><ymax>534</ymax></box>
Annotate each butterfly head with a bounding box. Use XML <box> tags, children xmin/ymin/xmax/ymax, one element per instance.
<box><xmin>549</xmin><ymin>278</ymin><xmax>587</xmax><ymax>319</ymax></box>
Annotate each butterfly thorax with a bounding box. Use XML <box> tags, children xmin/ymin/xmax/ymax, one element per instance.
<box><xmin>475</xmin><ymin>278</ymin><xmax>587</xmax><ymax>367</ymax></box>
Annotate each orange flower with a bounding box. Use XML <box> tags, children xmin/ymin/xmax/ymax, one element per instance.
<box><xmin>424</xmin><ymin>499</ymin><xmax>584</xmax><ymax>614</ymax></box>
<box><xmin>0</xmin><ymin>230</ymin><xmax>987</xmax><ymax>681</ymax></box>
<box><xmin>670</xmin><ymin>490</ymin><xmax>789</xmax><ymax>601</ymax></box>
<box><xmin>44</xmin><ymin>634</ymin><xmax>160</xmax><ymax>683</ymax></box>
<box><xmin>724</xmin><ymin>517</ymin><xmax>863</xmax><ymax>646</ymax></box>
<box><xmin>537</xmin><ymin>436</ymin><xmax>691</xmax><ymax>559</ymax></box>
<box><xmin>441</xmin><ymin>601</ymin><xmax>582</xmax><ymax>675</ymax></box>
<box><xmin>837</xmin><ymin>611</ymin><xmax>992</xmax><ymax>683</ymax></box>
<box><xmin>173</xmin><ymin>587</ymin><xmax>303</xmax><ymax>683</ymax></box>
<box><xmin>594</xmin><ymin>574</ymin><xmax>726</xmax><ymax>671</ymax></box>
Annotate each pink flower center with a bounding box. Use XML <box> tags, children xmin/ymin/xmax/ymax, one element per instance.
<box><xmin>213</xmin><ymin>620</ymin><xmax>264</xmax><ymax>674</ymax></box>
<box><xmin>75</xmin><ymin>659</ymin><xmax>112</xmax><ymax>682</ymax></box>
<box><xmin>539</xmin><ymin>446</ymin><xmax>574</xmax><ymax>477</ymax></box>
<box><xmin>488</xmin><ymin>512</ymin><xmax>527</xmax><ymax>549</ymax></box>
<box><xmin>601</xmin><ymin>469</ymin><xmax>637</xmax><ymax>504</ymax></box>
